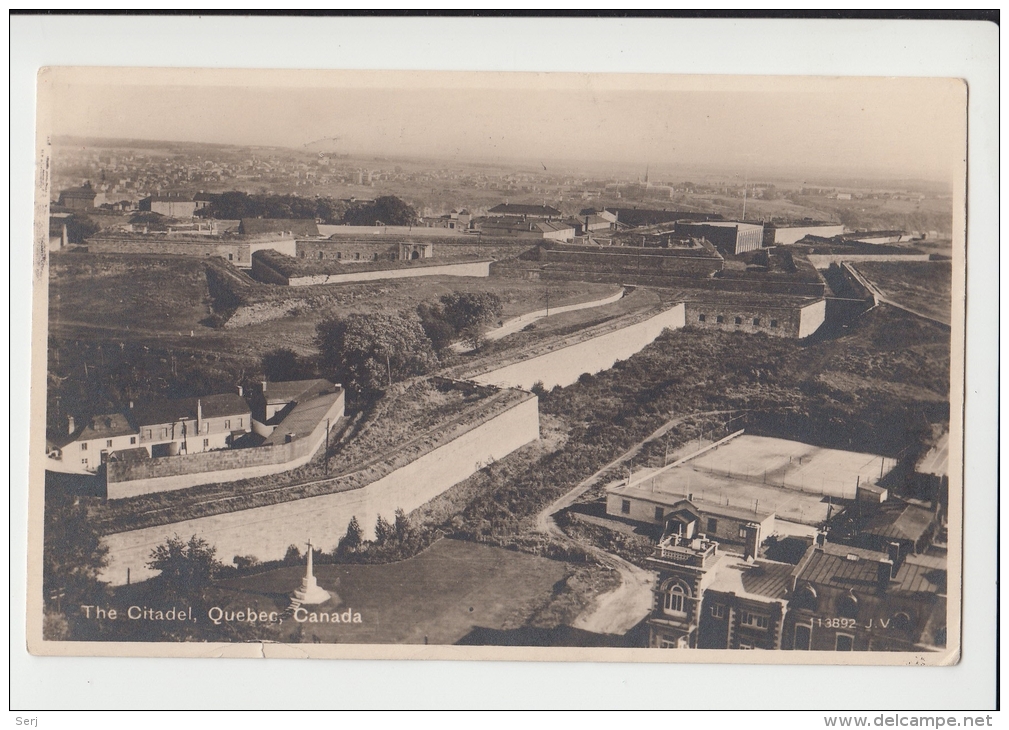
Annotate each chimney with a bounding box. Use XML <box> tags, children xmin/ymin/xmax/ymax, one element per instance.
<box><xmin>237</xmin><ymin>385</ymin><xmax>243</xmax><ymax>397</ymax></box>
<box><xmin>129</xmin><ymin>400</ymin><xmax>134</xmax><ymax>410</ymax></box>
<box><xmin>743</xmin><ymin>522</ymin><xmax>761</xmax><ymax>562</ymax></box>
<box><xmin>67</xmin><ymin>415</ymin><xmax>75</xmax><ymax>435</ymax></box>
<box><xmin>815</xmin><ymin>530</ymin><xmax>827</xmax><ymax>547</ymax></box>
<box><xmin>196</xmin><ymin>399</ymin><xmax>203</xmax><ymax>432</ymax></box>
<box><xmin>876</xmin><ymin>559</ymin><xmax>895</xmax><ymax>592</ymax></box>
<box><xmin>886</xmin><ymin>541</ymin><xmax>901</xmax><ymax>569</ymax></box>
<box><xmin>262</xmin><ymin>380</ymin><xmax>268</xmax><ymax>393</ymax></box>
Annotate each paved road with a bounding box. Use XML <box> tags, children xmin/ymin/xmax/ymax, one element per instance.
<box><xmin>534</xmin><ymin>409</ymin><xmax>735</xmax><ymax>636</ymax></box>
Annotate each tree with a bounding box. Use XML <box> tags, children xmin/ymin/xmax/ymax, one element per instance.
<box><xmin>43</xmin><ymin>491</ymin><xmax>109</xmax><ymax>636</ymax></box>
<box><xmin>343</xmin><ymin>196</ymin><xmax>418</xmax><ymax>227</ymax></box>
<box><xmin>146</xmin><ymin>534</ymin><xmax>222</xmax><ymax>600</ymax></box>
<box><xmin>393</xmin><ymin>509</ymin><xmax>412</xmax><ymax>542</ymax></box>
<box><xmin>262</xmin><ymin>347</ymin><xmax>314</xmax><ymax>382</ymax></box>
<box><xmin>64</xmin><ymin>214</ymin><xmax>101</xmax><ymax>243</ymax></box>
<box><xmin>416</xmin><ymin>302</ymin><xmax>457</xmax><ymax>352</ymax></box>
<box><xmin>316</xmin><ymin>311</ymin><xmax>438</xmax><ymax>397</ymax></box>
<box><xmin>374</xmin><ymin>515</ymin><xmax>394</xmax><ymax>545</ymax></box>
<box><xmin>337</xmin><ymin>516</ymin><xmax>363</xmax><ymax>555</ymax></box>
<box><xmin>440</xmin><ymin>292</ymin><xmax>503</xmax><ymax>350</ymax></box>
<box><xmin>283</xmin><ymin>544</ymin><xmax>302</xmax><ymax>565</ymax></box>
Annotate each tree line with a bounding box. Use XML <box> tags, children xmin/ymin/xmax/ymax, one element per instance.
<box><xmin>195</xmin><ymin>192</ymin><xmax>419</xmax><ymax>227</ymax></box>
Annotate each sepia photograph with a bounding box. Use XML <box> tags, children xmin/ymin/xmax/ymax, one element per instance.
<box><xmin>27</xmin><ymin>65</ymin><xmax>966</xmax><ymax>666</ymax></box>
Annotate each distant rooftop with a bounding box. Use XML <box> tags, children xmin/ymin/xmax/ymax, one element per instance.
<box><xmin>488</xmin><ymin>203</ymin><xmax>562</xmax><ymax>217</ymax></box>
<box><xmin>705</xmin><ymin>555</ymin><xmax>794</xmax><ymax>603</ymax></box>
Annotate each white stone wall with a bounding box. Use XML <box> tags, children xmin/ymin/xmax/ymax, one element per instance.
<box><xmin>798</xmin><ymin>299</ymin><xmax>827</xmax><ymax>338</ymax></box>
<box><xmin>471</xmin><ymin>304</ymin><xmax>686</xmax><ymax>391</ymax></box>
<box><xmin>287</xmin><ymin>259</ymin><xmax>491</xmax><ymax>286</ymax></box>
<box><xmin>100</xmin><ymin>395</ymin><xmax>540</xmax><ymax>585</ymax></box>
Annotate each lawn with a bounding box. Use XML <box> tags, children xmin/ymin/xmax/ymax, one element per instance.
<box><xmin>853</xmin><ymin>261</ymin><xmax>953</xmax><ymax>325</ymax></box>
<box><xmin>213</xmin><ymin>538</ymin><xmax>571</xmax><ymax>645</ymax></box>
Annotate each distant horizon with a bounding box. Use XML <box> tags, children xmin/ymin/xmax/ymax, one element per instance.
<box><xmin>42</xmin><ymin>69</ymin><xmax>965</xmax><ymax>190</ymax></box>
<box><xmin>51</xmin><ymin>132</ymin><xmax>952</xmax><ymax>193</ymax></box>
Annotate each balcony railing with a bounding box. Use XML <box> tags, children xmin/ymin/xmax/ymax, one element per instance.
<box><xmin>650</xmin><ymin>534</ymin><xmax>718</xmax><ymax>567</ymax></box>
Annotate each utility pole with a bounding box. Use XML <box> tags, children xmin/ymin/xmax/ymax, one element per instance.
<box><xmin>325</xmin><ymin>418</ymin><xmax>331</xmax><ymax>475</ymax></box>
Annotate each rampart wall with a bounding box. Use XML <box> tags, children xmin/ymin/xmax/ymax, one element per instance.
<box><xmin>295</xmin><ymin>239</ymin><xmax>533</xmax><ymax>262</ymax></box>
<box><xmin>529</xmin><ymin>268</ymin><xmax>826</xmax><ymax>297</ymax></box>
<box><xmin>252</xmin><ymin>254</ymin><xmax>491</xmax><ymax>286</ymax></box>
<box><xmin>806</xmin><ymin>253</ymin><xmax>930</xmax><ymax>268</ymax></box>
<box><xmin>99</xmin><ymin>394</ymin><xmax>540</xmax><ymax>585</ymax></box>
<box><xmin>86</xmin><ymin>236</ymin><xmax>296</xmax><ymax>268</ymax></box>
<box><xmin>470</xmin><ymin>303</ymin><xmax>685</xmax><ymax>390</ymax></box>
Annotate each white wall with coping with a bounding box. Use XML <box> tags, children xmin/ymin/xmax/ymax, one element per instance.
<box><xmin>470</xmin><ymin>303</ymin><xmax>686</xmax><ymax>391</ymax></box>
<box><xmin>100</xmin><ymin>395</ymin><xmax>540</xmax><ymax>585</ymax></box>
<box><xmin>798</xmin><ymin>299</ymin><xmax>827</xmax><ymax>338</ymax></box>
<box><xmin>287</xmin><ymin>259</ymin><xmax>490</xmax><ymax>286</ymax></box>
<box><xmin>806</xmin><ymin>253</ymin><xmax>930</xmax><ymax>269</ymax></box>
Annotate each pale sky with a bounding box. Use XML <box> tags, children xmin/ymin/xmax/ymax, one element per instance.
<box><xmin>43</xmin><ymin>69</ymin><xmax>966</xmax><ymax>183</ymax></box>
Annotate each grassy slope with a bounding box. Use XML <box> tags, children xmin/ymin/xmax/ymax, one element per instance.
<box><xmin>854</xmin><ymin>261</ymin><xmax>953</xmax><ymax>325</ymax></box>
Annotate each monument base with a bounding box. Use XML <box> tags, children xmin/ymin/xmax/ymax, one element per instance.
<box><xmin>294</xmin><ymin>576</ymin><xmax>332</xmax><ymax>606</ymax></box>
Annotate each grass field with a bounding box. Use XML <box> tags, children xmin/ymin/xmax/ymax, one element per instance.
<box><xmin>854</xmin><ymin>261</ymin><xmax>953</xmax><ymax>325</ymax></box>
<box><xmin>214</xmin><ymin>538</ymin><xmax>571</xmax><ymax>644</ymax></box>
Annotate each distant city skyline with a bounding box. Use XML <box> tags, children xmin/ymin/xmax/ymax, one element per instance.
<box><xmin>43</xmin><ymin>69</ymin><xmax>965</xmax><ymax>185</ymax></box>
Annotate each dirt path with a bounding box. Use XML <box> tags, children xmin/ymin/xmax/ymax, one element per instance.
<box><xmin>534</xmin><ymin>409</ymin><xmax>735</xmax><ymax>635</ymax></box>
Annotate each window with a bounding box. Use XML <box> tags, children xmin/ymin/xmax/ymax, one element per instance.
<box><xmin>738</xmin><ymin>643</ymin><xmax>754</xmax><ymax>650</ymax></box>
<box><xmin>794</xmin><ymin>624</ymin><xmax>812</xmax><ymax>650</ymax></box>
<box><xmin>716</xmin><ymin>315</ymin><xmax>724</xmax><ymax>324</ymax></box>
<box><xmin>336</xmin><ymin>252</ymin><xmax>342</xmax><ymax>259</ymax></box>
<box><xmin>835</xmin><ymin>633</ymin><xmax>854</xmax><ymax>651</ymax></box>
<box><xmin>662</xmin><ymin>582</ymin><xmax>690</xmax><ymax>616</ymax></box>
<box><xmin>161</xmin><ymin>428</ymin><xmax>169</xmax><ymax>438</ymax></box>
<box><xmin>373</xmin><ymin>253</ymin><xmax>379</xmax><ymax>260</ymax></box>
<box><xmin>734</xmin><ymin>316</ymin><xmax>743</xmax><ymax>325</ymax></box>
<box><xmin>202</xmin><ymin>423</ymin><xmax>209</xmax><ymax>434</ymax></box>
<box><xmin>81</xmin><ymin>442</ymin><xmax>88</xmax><ymax>451</ymax></box>
<box><xmin>81</xmin><ymin>458</ymin><xmax>88</xmax><ymax>466</ymax></box>
<box><xmin>621</xmin><ymin>499</ymin><xmax>631</xmax><ymax>515</ymax></box>
<box><xmin>793</xmin><ymin>584</ymin><xmax>818</xmax><ymax>611</ymax></box>
<box><xmin>698</xmin><ymin>314</ymin><xmax>706</xmax><ymax>322</ymax></box>
<box><xmin>658</xmin><ymin>637</ymin><xmax>680</xmax><ymax>649</ymax></box>
<box><xmin>711</xmin><ymin>603</ymin><xmax>725</xmax><ymax>619</ymax></box>
<box><xmin>130</xmin><ymin>436</ymin><xmax>136</xmax><ymax>445</ymax></box>
<box><xmin>224</xmin><ymin>420</ymin><xmax>231</xmax><ymax>430</ymax></box>
<box><xmin>237</xmin><ymin>418</ymin><xmax>243</xmax><ymax>428</ymax></box>
<box><xmin>753</xmin><ymin>317</ymin><xmax>760</xmax><ymax>326</ymax></box>
<box><xmin>355</xmin><ymin>252</ymin><xmax>360</xmax><ymax>260</ymax></box>
<box><xmin>145</xmin><ymin>429</ymin><xmax>152</xmax><ymax>439</ymax></box>
<box><xmin>740</xmin><ymin>611</ymin><xmax>769</xmax><ymax>629</ymax></box>
<box><xmin>318</xmin><ymin>252</ymin><xmax>324</xmax><ymax>259</ymax></box>
<box><xmin>770</xmin><ymin>319</ymin><xmax>778</xmax><ymax>328</ymax></box>
<box><xmin>228</xmin><ymin>253</ymin><xmax>234</xmax><ymax>261</ymax></box>
<box><xmin>203</xmin><ymin>438</ymin><xmax>210</xmax><ymax>448</ymax></box>
<box><xmin>654</xmin><ymin>506</ymin><xmax>664</xmax><ymax>521</ymax></box>
<box><xmin>738</xmin><ymin>525</ymin><xmax>749</xmax><ymax>538</ymax></box>
<box><xmin>107</xmin><ymin>439</ymin><xmax>113</xmax><ymax>447</ymax></box>
<box><xmin>707</xmin><ymin>518</ymin><xmax>718</xmax><ymax>533</ymax></box>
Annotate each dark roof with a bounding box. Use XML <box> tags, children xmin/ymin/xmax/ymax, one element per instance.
<box><xmin>261</xmin><ymin>379</ymin><xmax>343</xmax><ymax>445</ymax></box>
<box><xmin>739</xmin><ymin>560</ymin><xmax>794</xmax><ymax>599</ymax></box>
<box><xmin>193</xmin><ymin>192</ymin><xmax>217</xmax><ymax>201</ymax></box>
<box><xmin>793</xmin><ymin>544</ymin><xmax>888</xmax><ymax>590</ymax></box>
<box><xmin>131</xmin><ymin>393</ymin><xmax>250</xmax><ymax>427</ymax></box>
<box><xmin>488</xmin><ymin>203</ymin><xmax>562</xmax><ymax>217</ymax></box>
<box><xmin>59</xmin><ymin>184</ymin><xmax>97</xmax><ymax>200</ymax></box>
<box><xmin>109</xmin><ymin>446</ymin><xmax>151</xmax><ymax>463</ymax></box>
<box><xmin>239</xmin><ymin>218</ymin><xmax>320</xmax><ymax>236</ymax></box>
<box><xmin>76</xmin><ymin>412</ymin><xmax>135</xmax><ymax>441</ymax></box>
<box><xmin>862</xmin><ymin>502</ymin><xmax>935</xmax><ymax>543</ymax></box>
<box><xmin>892</xmin><ymin>561</ymin><xmax>946</xmax><ymax>595</ymax></box>
<box><xmin>261</xmin><ymin>378</ymin><xmax>334</xmax><ymax>405</ymax></box>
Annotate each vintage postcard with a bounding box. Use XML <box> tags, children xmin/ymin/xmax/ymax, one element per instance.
<box><xmin>27</xmin><ymin>68</ymin><xmax>965</xmax><ymax>664</ymax></box>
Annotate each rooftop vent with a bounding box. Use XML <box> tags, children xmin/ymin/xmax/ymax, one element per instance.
<box><xmin>845</xmin><ymin>554</ymin><xmax>860</xmax><ymax>562</ymax></box>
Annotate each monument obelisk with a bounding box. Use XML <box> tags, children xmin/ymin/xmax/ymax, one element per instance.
<box><xmin>292</xmin><ymin>538</ymin><xmax>333</xmax><ymax>605</ymax></box>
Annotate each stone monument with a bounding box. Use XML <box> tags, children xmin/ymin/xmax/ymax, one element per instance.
<box><xmin>292</xmin><ymin>539</ymin><xmax>332</xmax><ymax>606</ymax></box>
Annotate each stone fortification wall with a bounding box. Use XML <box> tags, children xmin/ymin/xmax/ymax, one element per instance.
<box><xmin>470</xmin><ymin>304</ymin><xmax>685</xmax><ymax>390</ymax></box>
<box><xmin>806</xmin><ymin>253</ymin><xmax>930</xmax><ymax>269</ymax></box>
<box><xmin>99</xmin><ymin>394</ymin><xmax>540</xmax><ymax>585</ymax></box>
<box><xmin>533</xmin><ymin>268</ymin><xmax>826</xmax><ymax>297</ymax></box>
<box><xmin>683</xmin><ymin>301</ymin><xmax>808</xmax><ymax>338</ymax></box>
<box><xmin>86</xmin><ymin>236</ymin><xmax>296</xmax><ymax>268</ymax></box>
<box><xmin>252</xmin><ymin>252</ymin><xmax>491</xmax><ymax>286</ymax></box>
<box><xmin>537</xmin><ymin>245</ymin><xmax>723</xmax><ymax>278</ymax></box>
<box><xmin>295</xmin><ymin>239</ymin><xmax>533</xmax><ymax>262</ymax></box>
<box><xmin>105</xmin><ymin>392</ymin><xmax>345</xmax><ymax>499</ymax></box>
<box><xmin>798</xmin><ymin>299</ymin><xmax>827</xmax><ymax>337</ymax></box>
